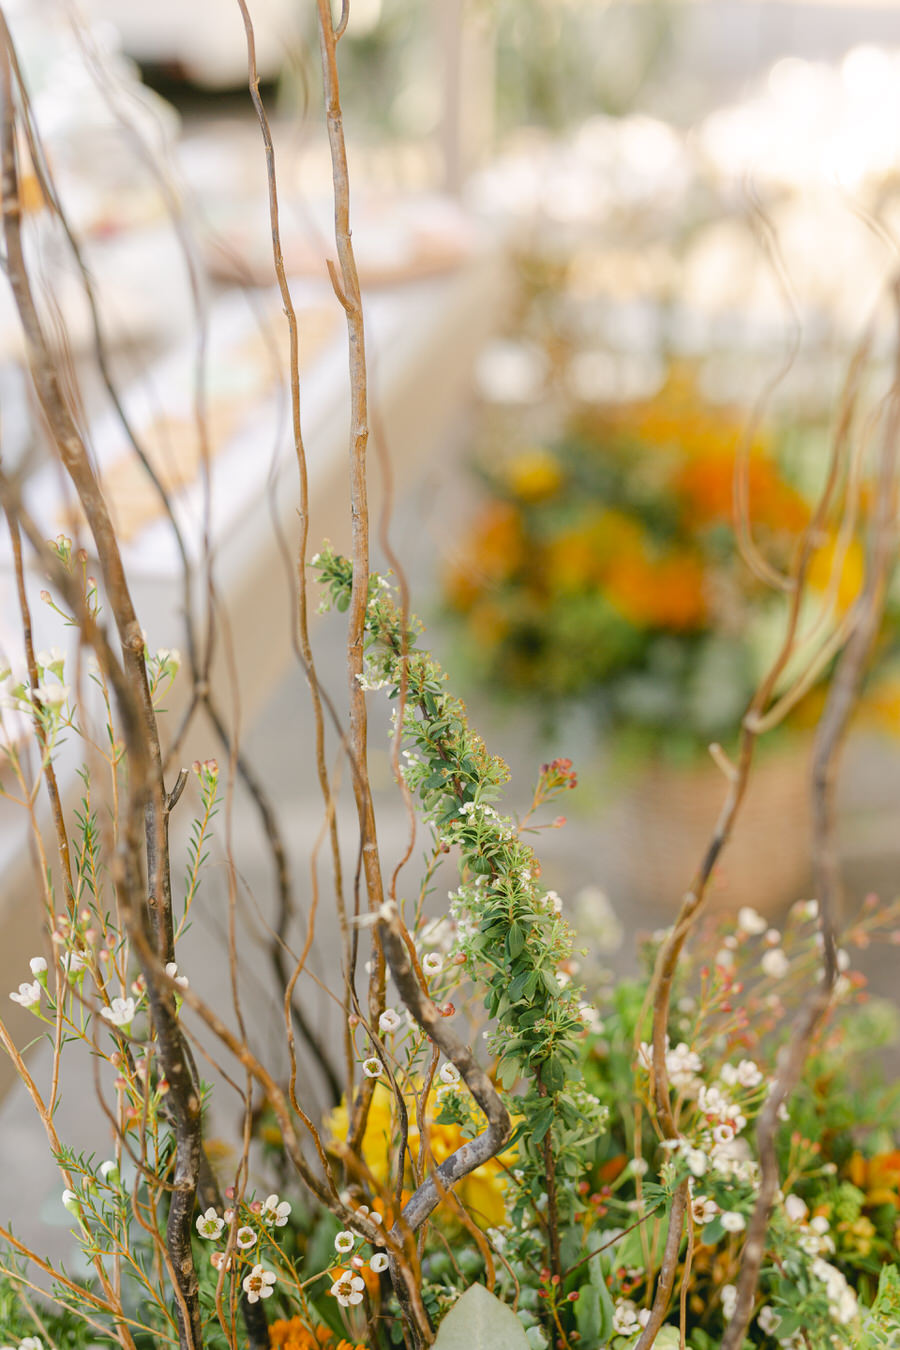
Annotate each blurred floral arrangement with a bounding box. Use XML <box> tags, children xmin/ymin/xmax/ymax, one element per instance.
<box><xmin>446</xmin><ymin>365</ymin><xmax>898</xmax><ymax>761</ymax></box>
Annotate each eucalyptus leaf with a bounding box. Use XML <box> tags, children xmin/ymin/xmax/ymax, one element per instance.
<box><xmin>433</xmin><ymin>1283</ymin><xmax>533</xmax><ymax>1350</ymax></box>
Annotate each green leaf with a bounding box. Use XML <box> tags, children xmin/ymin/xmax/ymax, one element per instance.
<box><xmin>541</xmin><ymin>1056</ymin><xmax>566</xmax><ymax>1092</ymax></box>
<box><xmin>433</xmin><ymin>1284</ymin><xmax>532</xmax><ymax>1350</ymax></box>
<box><xmin>574</xmin><ymin>1256</ymin><xmax>615</xmax><ymax>1346</ymax></box>
<box><xmin>508</xmin><ymin>923</ymin><xmax>525</xmax><ymax>959</ymax></box>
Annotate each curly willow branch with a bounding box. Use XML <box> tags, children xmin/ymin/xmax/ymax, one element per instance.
<box><xmin>633</xmin><ymin>317</ymin><xmax>885</xmax><ymax>1349</ymax></box>
<box><xmin>720</xmin><ymin>286</ymin><xmax>900</xmax><ymax>1350</ymax></box>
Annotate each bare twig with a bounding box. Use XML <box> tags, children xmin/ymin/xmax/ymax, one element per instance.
<box><xmin>720</xmin><ymin>289</ymin><xmax>900</xmax><ymax>1350</ymax></box>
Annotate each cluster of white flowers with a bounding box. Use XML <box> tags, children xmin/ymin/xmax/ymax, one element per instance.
<box><xmin>666</xmin><ymin>1041</ymin><xmax>703</xmax><ymax>1093</ymax></box>
<box><xmin>697</xmin><ymin>1084</ymin><xmax>747</xmax><ymax>1137</ymax></box>
<box><xmin>418</xmin><ymin>915</ymin><xmax>455</xmax><ymax>952</ymax></box>
<box><xmin>719</xmin><ymin>1058</ymin><xmax>764</xmax><ymax>1091</ymax></box>
<box><xmin>327</xmin><ymin>1203</ymin><xmax>388</xmax><ymax>1305</ymax></box>
<box><xmin>637</xmin><ymin>1036</ymin><xmax>703</xmax><ymax>1096</ymax></box>
<box><xmin>783</xmin><ymin>1193</ymin><xmax>835</xmax><ymax>1257</ymax></box>
<box><xmin>810</xmin><ymin>1257</ymin><xmax>859</xmax><ymax>1325</ymax></box>
<box><xmin>612</xmin><ymin>1299</ymin><xmax>650</xmax><ymax>1336</ymax></box>
<box><xmin>355</xmin><ymin>668</ymin><xmax>389</xmax><ymax>692</ymax></box>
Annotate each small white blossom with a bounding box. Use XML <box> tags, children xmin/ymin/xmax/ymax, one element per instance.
<box><xmin>757</xmin><ymin>1305</ymin><xmax>780</xmax><ymax>1334</ymax></box>
<box><xmin>362</xmin><ymin>1057</ymin><xmax>382</xmax><ymax>1078</ymax></box>
<box><xmin>61</xmin><ymin>1189</ymin><xmax>79</xmax><ymax>1214</ymax></box>
<box><xmin>720</xmin><ymin>1058</ymin><xmax>764</xmax><ymax>1090</ymax></box>
<box><xmin>692</xmin><ymin>1195</ymin><xmax>718</xmax><ymax>1225</ymax></box>
<box><xmin>666</xmin><ymin>1041</ymin><xmax>702</xmax><ymax>1091</ymax></box>
<box><xmin>165</xmin><ymin>961</ymin><xmax>189</xmax><ymax>990</ymax></box>
<box><xmin>334</xmin><ymin>1230</ymin><xmax>355</xmax><ymax>1254</ymax></box>
<box><xmin>61</xmin><ymin>952</ymin><xmax>86</xmax><ymax>977</ymax></box>
<box><xmin>612</xmin><ymin>1300</ymin><xmax>640</xmax><ymax>1335</ymax></box>
<box><xmin>685</xmin><ymin>1148</ymin><xmax>707</xmax><ymax>1178</ymax></box>
<box><xmin>578</xmin><ymin>1002</ymin><xmax>604</xmax><ymax>1033</ymax></box>
<box><xmin>101</xmin><ymin>997</ymin><xmax>136</xmax><ymax>1029</ymax></box>
<box><xmin>439</xmin><ymin>1062</ymin><xmax>461</xmax><ymax>1086</ymax></box>
<box><xmin>29</xmin><ymin>957</ymin><xmax>47</xmax><ymax>978</ymax></box>
<box><xmin>422</xmin><ymin>952</ymin><xmax>443</xmax><ymax>976</ymax></box>
<box><xmin>330</xmin><ymin>1270</ymin><xmax>365</xmax><ymax>1307</ymax></box>
<box><xmin>196</xmin><ymin>1208</ymin><xmax>225</xmax><ymax>1239</ymax></box>
<box><xmin>721</xmin><ymin>1211</ymin><xmax>746</xmax><ymax>1233</ymax></box>
<box><xmin>378</xmin><ymin>1008</ymin><xmax>402</xmax><ymax>1034</ymax></box>
<box><xmin>9</xmin><ymin>981</ymin><xmax>41</xmax><ymax>1009</ymax></box>
<box><xmin>35</xmin><ymin>683</ymin><xmax>69</xmax><ymax>709</ymax></box>
<box><xmin>737</xmin><ymin>906</ymin><xmax>767</xmax><ymax>935</ymax></box>
<box><xmin>20</xmin><ymin>1338</ymin><xmax>44</xmax><ymax>1350</ymax></box>
<box><xmin>242</xmin><ymin>1264</ymin><xmax>276</xmax><ymax>1303</ymax></box>
<box><xmin>784</xmin><ymin>1194</ymin><xmax>808</xmax><ymax>1224</ymax></box>
<box><xmin>235</xmin><ymin>1226</ymin><xmax>257</xmax><ymax>1250</ymax></box>
<box><xmin>721</xmin><ymin>1284</ymin><xmax>737</xmax><ymax>1320</ymax></box>
<box><xmin>261</xmin><ymin>1194</ymin><xmax>291</xmax><ymax>1227</ymax></box>
<box><xmin>370</xmin><ymin>1252</ymin><xmax>389</xmax><ymax>1273</ymax></box>
<box><xmin>811</xmin><ymin>1257</ymin><xmax>858</xmax><ymax>1324</ymax></box>
<box><xmin>761</xmin><ymin>948</ymin><xmax>790</xmax><ymax>979</ymax></box>
<box><xmin>99</xmin><ymin>1160</ymin><xmax>120</xmax><ymax>1183</ymax></box>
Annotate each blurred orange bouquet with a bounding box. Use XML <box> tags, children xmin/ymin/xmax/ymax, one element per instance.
<box><xmin>446</xmin><ymin>365</ymin><xmax>875</xmax><ymax>758</ymax></box>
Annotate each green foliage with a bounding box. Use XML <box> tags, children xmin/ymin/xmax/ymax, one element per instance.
<box><xmin>431</xmin><ymin>1283</ymin><xmax>532</xmax><ymax>1350</ymax></box>
<box><xmin>315</xmin><ymin>544</ymin><xmax>609</xmax><ymax>1231</ymax></box>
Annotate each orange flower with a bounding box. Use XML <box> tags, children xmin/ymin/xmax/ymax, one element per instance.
<box><xmin>847</xmin><ymin>1150</ymin><xmax>900</xmax><ymax>1207</ymax></box>
<box><xmin>603</xmin><ymin>548</ymin><xmax>707</xmax><ymax>631</ymax></box>
<box><xmin>268</xmin><ymin>1319</ymin><xmax>335</xmax><ymax>1349</ymax></box>
<box><xmin>674</xmin><ymin>452</ymin><xmax>807</xmax><ymax>534</ymax></box>
<box><xmin>445</xmin><ymin>503</ymin><xmax>524</xmax><ymax>610</ymax></box>
<box><xmin>544</xmin><ymin>510</ymin><xmax>643</xmax><ymax>593</ymax></box>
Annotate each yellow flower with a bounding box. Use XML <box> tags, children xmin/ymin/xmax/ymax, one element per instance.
<box><xmin>503</xmin><ymin>448</ymin><xmax>564</xmax><ymax>502</ymax></box>
<box><xmin>807</xmin><ymin>536</ymin><xmax>865</xmax><ymax>613</ymax></box>
<box><xmin>325</xmin><ymin>1083</ymin><xmax>510</xmax><ymax>1229</ymax></box>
